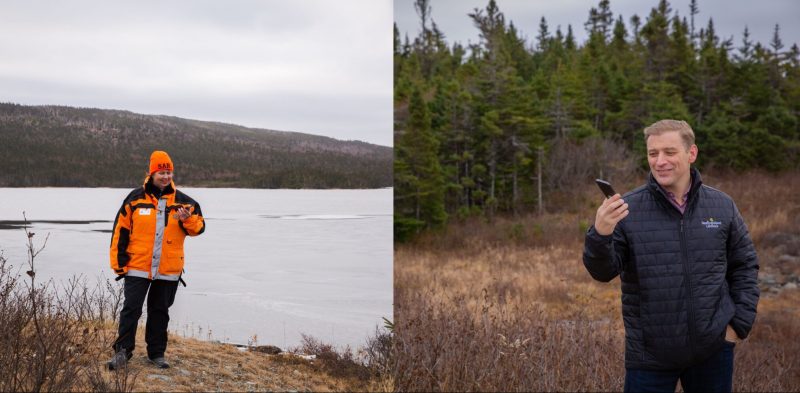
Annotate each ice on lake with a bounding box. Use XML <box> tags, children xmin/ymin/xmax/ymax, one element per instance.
<box><xmin>0</xmin><ymin>187</ymin><xmax>392</xmax><ymax>350</ymax></box>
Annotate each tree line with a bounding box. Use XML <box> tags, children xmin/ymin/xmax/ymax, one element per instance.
<box><xmin>0</xmin><ymin>104</ymin><xmax>392</xmax><ymax>189</ymax></box>
<box><xmin>394</xmin><ymin>0</ymin><xmax>800</xmax><ymax>241</ymax></box>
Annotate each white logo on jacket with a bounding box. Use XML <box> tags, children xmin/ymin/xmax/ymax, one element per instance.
<box><xmin>139</xmin><ymin>208</ymin><xmax>151</xmax><ymax>216</ymax></box>
<box><xmin>701</xmin><ymin>217</ymin><xmax>721</xmax><ymax>229</ymax></box>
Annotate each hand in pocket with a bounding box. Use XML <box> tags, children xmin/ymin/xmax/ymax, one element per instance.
<box><xmin>725</xmin><ymin>324</ymin><xmax>741</xmax><ymax>343</ymax></box>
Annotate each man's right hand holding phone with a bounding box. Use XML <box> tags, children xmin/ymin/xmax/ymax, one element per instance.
<box><xmin>595</xmin><ymin>194</ymin><xmax>629</xmax><ymax>236</ymax></box>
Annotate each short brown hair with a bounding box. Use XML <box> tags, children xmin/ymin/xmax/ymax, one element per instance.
<box><xmin>643</xmin><ymin>120</ymin><xmax>695</xmax><ymax>150</ymax></box>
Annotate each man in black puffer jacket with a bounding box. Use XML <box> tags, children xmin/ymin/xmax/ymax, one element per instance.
<box><xmin>583</xmin><ymin>120</ymin><xmax>759</xmax><ymax>393</ymax></box>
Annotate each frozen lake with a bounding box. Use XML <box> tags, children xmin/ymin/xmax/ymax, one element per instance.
<box><xmin>0</xmin><ymin>187</ymin><xmax>392</xmax><ymax>350</ymax></box>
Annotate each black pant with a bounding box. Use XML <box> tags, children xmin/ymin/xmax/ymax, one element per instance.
<box><xmin>113</xmin><ymin>276</ymin><xmax>179</xmax><ymax>359</ymax></box>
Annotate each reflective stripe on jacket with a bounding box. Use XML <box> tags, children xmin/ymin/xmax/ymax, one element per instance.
<box><xmin>109</xmin><ymin>178</ymin><xmax>205</xmax><ymax>280</ymax></box>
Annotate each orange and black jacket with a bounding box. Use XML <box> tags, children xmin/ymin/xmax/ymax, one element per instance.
<box><xmin>110</xmin><ymin>177</ymin><xmax>205</xmax><ymax>281</ymax></box>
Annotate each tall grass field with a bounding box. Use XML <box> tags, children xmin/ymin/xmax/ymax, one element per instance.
<box><xmin>394</xmin><ymin>171</ymin><xmax>800</xmax><ymax>392</ymax></box>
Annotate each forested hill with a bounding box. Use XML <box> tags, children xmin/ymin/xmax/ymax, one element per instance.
<box><xmin>0</xmin><ymin>103</ymin><xmax>392</xmax><ymax>188</ymax></box>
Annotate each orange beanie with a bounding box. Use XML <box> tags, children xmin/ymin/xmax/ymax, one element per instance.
<box><xmin>149</xmin><ymin>151</ymin><xmax>174</xmax><ymax>174</ymax></box>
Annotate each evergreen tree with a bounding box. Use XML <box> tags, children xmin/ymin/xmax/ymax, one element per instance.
<box><xmin>393</xmin><ymin>0</ymin><xmax>800</xmax><ymax>239</ymax></box>
<box><xmin>395</xmin><ymin>89</ymin><xmax>447</xmax><ymax>240</ymax></box>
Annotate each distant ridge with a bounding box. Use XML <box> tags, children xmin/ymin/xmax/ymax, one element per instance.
<box><xmin>0</xmin><ymin>103</ymin><xmax>392</xmax><ymax>188</ymax></box>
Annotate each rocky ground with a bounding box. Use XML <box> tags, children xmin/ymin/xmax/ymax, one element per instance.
<box><xmin>757</xmin><ymin>231</ymin><xmax>800</xmax><ymax>296</ymax></box>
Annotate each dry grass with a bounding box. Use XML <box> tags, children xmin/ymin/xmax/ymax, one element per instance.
<box><xmin>85</xmin><ymin>329</ymin><xmax>379</xmax><ymax>392</ymax></box>
<box><xmin>0</xmin><ymin>218</ymin><xmax>392</xmax><ymax>392</ymax></box>
<box><xmin>0</xmin><ymin>272</ymin><xmax>390</xmax><ymax>393</ymax></box>
<box><xmin>395</xmin><ymin>242</ymin><xmax>625</xmax><ymax>392</ymax></box>
<box><xmin>0</xmin><ymin>268</ymin><xmax>390</xmax><ymax>393</ymax></box>
<box><xmin>394</xmin><ymin>170</ymin><xmax>800</xmax><ymax>392</ymax></box>
<box><xmin>703</xmin><ymin>171</ymin><xmax>800</xmax><ymax>243</ymax></box>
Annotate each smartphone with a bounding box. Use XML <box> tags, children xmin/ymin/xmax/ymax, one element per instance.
<box><xmin>595</xmin><ymin>179</ymin><xmax>617</xmax><ymax>198</ymax></box>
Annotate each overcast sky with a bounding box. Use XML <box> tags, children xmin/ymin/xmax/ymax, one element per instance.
<box><xmin>395</xmin><ymin>0</ymin><xmax>800</xmax><ymax>55</ymax></box>
<box><xmin>0</xmin><ymin>0</ymin><xmax>392</xmax><ymax>146</ymax></box>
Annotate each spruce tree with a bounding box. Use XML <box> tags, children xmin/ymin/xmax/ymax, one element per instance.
<box><xmin>395</xmin><ymin>88</ymin><xmax>447</xmax><ymax>240</ymax></box>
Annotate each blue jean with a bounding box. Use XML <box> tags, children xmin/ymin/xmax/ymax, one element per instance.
<box><xmin>624</xmin><ymin>341</ymin><xmax>735</xmax><ymax>393</ymax></box>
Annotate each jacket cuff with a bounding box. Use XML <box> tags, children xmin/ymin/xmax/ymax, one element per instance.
<box><xmin>729</xmin><ymin>317</ymin><xmax>749</xmax><ymax>339</ymax></box>
<box><xmin>179</xmin><ymin>215</ymin><xmax>199</xmax><ymax>232</ymax></box>
<box><xmin>586</xmin><ymin>225</ymin><xmax>613</xmax><ymax>244</ymax></box>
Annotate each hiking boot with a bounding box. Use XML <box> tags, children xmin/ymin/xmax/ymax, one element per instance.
<box><xmin>148</xmin><ymin>356</ymin><xmax>170</xmax><ymax>369</ymax></box>
<box><xmin>106</xmin><ymin>349</ymin><xmax>129</xmax><ymax>371</ymax></box>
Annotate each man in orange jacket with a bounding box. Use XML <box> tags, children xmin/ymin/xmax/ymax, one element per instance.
<box><xmin>107</xmin><ymin>150</ymin><xmax>205</xmax><ymax>370</ymax></box>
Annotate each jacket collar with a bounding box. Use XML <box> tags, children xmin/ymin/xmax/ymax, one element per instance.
<box><xmin>647</xmin><ymin>167</ymin><xmax>703</xmax><ymax>213</ymax></box>
<box><xmin>143</xmin><ymin>176</ymin><xmax>176</xmax><ymax>199</ymax></box>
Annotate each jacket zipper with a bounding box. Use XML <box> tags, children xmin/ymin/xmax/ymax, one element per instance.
<box><xmin>679</xmin><ymin>218</ymin><xmax>697</xmax><ymax>360</ymax></box>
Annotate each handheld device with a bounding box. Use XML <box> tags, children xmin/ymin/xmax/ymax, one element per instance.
<box><xmin>595</xmin><ymin>179</ymin><xmax>616</xmax><ymax>198</ymax></box>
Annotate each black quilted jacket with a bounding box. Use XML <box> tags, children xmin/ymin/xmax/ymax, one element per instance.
<box><xmin>583</xmin><ymin>168</ymin><xmax>759</xmax><ymax>370</ymax></box>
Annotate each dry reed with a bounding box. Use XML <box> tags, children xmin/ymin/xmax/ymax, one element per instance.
<box><xmin>394</xmin><ymin>170</ymin><xmax>800</xmax><ymax>391</ymax></box>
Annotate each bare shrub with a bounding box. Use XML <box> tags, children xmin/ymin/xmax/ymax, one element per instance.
<box><xmin>731</xmin><ymin>309</ymin><xmax>800</xmax><ymax>392</ymax></box>
<box><xmin>288</xmin><ymin>327</ymin><xmax>393</xmax><ymax>391</ymax></box>
<box><xmin>393</xmin><ymin>273</ymin><xmax>625</xmax><ymax>392</ymax></box>
<box><xmin>361</xmin><ymin>325</ymin><xmax>393</xmax><ymax>377</ymax></box>
<box><xmin>394</xmin><ymin>170</ymin><xmax>800</xmax><ymax>391</ymax></box>
<box><xmin>545</xmin><ymin>136</ymin><xmax>641</xmax><ymax>201</ymax></box>
<box><xmin>295</xmin><ymin>334</ymin><xmax>372</xmax><ymax>381</ymax></box>
<box><xmin>0</xmin><ymin>216</ymin><xmax>134</xmax><ymax>392</ymax></box>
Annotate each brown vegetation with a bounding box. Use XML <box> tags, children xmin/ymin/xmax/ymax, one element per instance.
<box><xmin>0</xmin><ymin>218</ymin><xmax>392</xmax><ymax>392</ymax></box>
<box><xmin>0</xmin><ymin>219</ymin><xmax>133</xmax><ymax>392</ymax></box>
<box><xmin>394</xmin><ymin>171</ymin><xmax>800</xmax><ymax>392</ymax></box>
<box><xmin>84</xmin><ymin>331</ymin><xmax>389</xmax><ymax>392</ymax></box>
